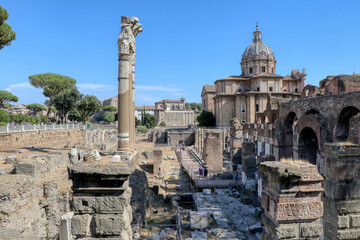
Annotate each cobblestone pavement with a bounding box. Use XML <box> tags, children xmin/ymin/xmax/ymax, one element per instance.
<box><xmin>193</xmin><ymin>189</ymin><xmax>261</xmax><ymax>240</ymax></box>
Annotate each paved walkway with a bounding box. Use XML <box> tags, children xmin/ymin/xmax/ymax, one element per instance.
<box><xmin>177</xmin><ymin>150</ymin><xmax>236</xmax><ymax>189</ymax></box>
<box><xmin>194</xmin><ymin>189</ymin><xmax>261</xmax><ymax>240</ymax></box>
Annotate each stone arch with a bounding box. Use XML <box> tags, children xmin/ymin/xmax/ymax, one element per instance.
<box><xmin>334</xmin><ymin>106</ymin><xmax>360</xmax><ymax>142</ymax></box>
<box><xmin>282</xmin><ymin>112</ymin><xmax>297</xmax><ymax>159</ymax></box>
<box><xmin>298</xmin><ymin>127</ymin><xmax>318</xmax><ymax>164</ymax></box>
<box><xmin>305</xmin><ymin>109</ymin><xmax>320</xmax><ymax>115</ymax></box>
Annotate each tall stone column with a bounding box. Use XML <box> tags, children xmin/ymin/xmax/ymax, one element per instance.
<box><xmin>117</xmin><ymin>16</ymin><xmax>142</xmax><ymax>155</ymax></box>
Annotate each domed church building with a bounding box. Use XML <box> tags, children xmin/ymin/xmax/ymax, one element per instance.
<box><xmin>210</xmin><ymin>25</ymin><xmax>306</xmax><ymax>127</ymax></box>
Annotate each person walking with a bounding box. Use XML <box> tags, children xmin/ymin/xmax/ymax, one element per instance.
<box><xmin>204</xmin><ymin>167</ymin><xmax>208</xmax><ymax>178</ymax></box>
<box><xmin>199</xmin><ymin>166</ymin><xmax>203</xmax><ymax>178</ymax></box>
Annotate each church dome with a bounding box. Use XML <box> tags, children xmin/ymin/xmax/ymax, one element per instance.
<box><xmin>242</xmin><ymin>25</ymin><xmax>274</xmax><ymax>60</ymax></box>
<box><xmin>240</xmin><ymin>25</ymin><xmax>276</xmax><ymax>76</ymax></box>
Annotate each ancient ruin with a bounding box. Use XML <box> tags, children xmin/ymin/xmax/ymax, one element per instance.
<box><xmin>117</xmin><ymin>16</ymin><xmax>142</xmax><ymax>155</ymax></box>
<box><xmin>1</xmin><ymin>8</ymin><xmax>360</xmax><ymax>240</ymax></box>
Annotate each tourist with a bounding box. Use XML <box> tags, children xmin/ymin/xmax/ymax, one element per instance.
<box><xmin>70</xmin><ymin>146</ymin><xmax>78</xmax><ymax>164</ymax></box>
<box><xmin>235</xmin><ymin>172</ymin><xmax>239</xmax><ymax>184</ymax></box>
<box><xmin>204</xmin><ymin>167</ymin><xmax>208</xmax><ymax>178</ymax></box>
<box><xmin>199</xmin><ymin>166</ymin><xmax>203</xmax><ymax>177</ymax></box>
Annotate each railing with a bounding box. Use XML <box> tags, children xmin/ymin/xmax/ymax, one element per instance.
<box><xmin>0</xmin><ymin>123</ymin><xmax>85</xmax><ymax>134</ymax></box>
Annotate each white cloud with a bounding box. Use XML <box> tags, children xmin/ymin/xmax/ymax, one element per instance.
<box><xmin>136</xmin><ymin>85</ymin><xmax>181</xmax><ymax>92</ymax></box>
<box><xmin>8</xmin><ymin>82</ymin><xmax>32</xmax><ymax>89</ymax></box>
<box><xmin>5</xmin><ymin>88</ymin><xmax>11</xmax><ymax>92</ymax></box>
<box><xmin>77</xmin><ymin>83</ymin><xmax>114</xmax><ymax>91</ymax></box>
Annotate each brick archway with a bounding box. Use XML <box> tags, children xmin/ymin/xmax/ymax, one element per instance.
<box><xmin>334</xmin><ymin>106</ymin><xmax>360</xmax><ymax>142</ymax></box>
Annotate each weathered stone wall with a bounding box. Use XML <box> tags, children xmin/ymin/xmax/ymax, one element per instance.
<box><xmin>167</xmin><ymin>130</ymin><xmax>195</xmax><ymax>146</ymax></box>
<box><xmin>260</xmin><ymin>161</ymin><xmax>324</xmax><ymax>240</ymax></box>
<box><xmin>0</xmin><ymin>128</ymin><xmax>118</xmax><ymax>151</ymax></box>
<box><xmin>321</xmin><ymin>143</ymin><xmax>360</xmax><ymax>239</ymax></box>
<box><xmin>0</xmin><ymin>151</ymin><xmax>72</xmax><ymax>238</ymax></box>
<box><xmin>129</xmin><ymin>169</ymin><xmax>151</xmax><ymax>239</ymax></box>
<box><xmin>85</xmin><ymin>129</ymin><xmax>117</xmax><ymax>150</ymax></box>
<box><xmin>241</xmin><ymin>142</ymin><xmax>256</xmax><ymax>190</ymax></box>
<box><xmin>69</xmin><ymin>164</ymin><xmax>135</xmax><ymax>240</ymax></box>
<box><xmin>349</xmin><ymin>114</ymin><xmax>360</xmax><ymax>144</ymax></box>
<box><xmin>0</xmin><ymin>129</ymin><xmax>85</xmax><ymax>148</ymax></box>
<box><xmin>194</xmin><ymin>128</ymin><xmax>228</xmax><ymax>159</ymax></box>
<box><xmin>202</xmin><ymin>132</ymin><xmax>222</xmax><ymax>172</ymax></box>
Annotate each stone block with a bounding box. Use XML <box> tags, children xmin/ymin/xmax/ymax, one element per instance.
<box><xmin>94</xmin><ymin>214</ymin><xmax>129</xmax><ymax>236</ymax></box>
<box><xmin>300</xmin><ymin>222</ymin><xmax>323</xmax><ymax>238</ymax></box>
<box><xmin>190</xmin><ymin>211</ymin><xmax>208</xmax><ymax>229</ymax></box>
<box><xmin>350</xmin><ymin>214</ymin><xmax>360</xmax><ymax>228</ymax></box>
<box><xmin>337</xmin><ymin>229</ymin><xmax>360</xmax><ymax>240</ymax></box>
<box><xmin>191</xmin><ymin>231</ymin><xmax>207</xmax><ymax>239</ymax></box>
<box><xmin>242</xmin><ymin>157</ymin><xmax>256</xmax><ymax>172</ymax></box>
<box><xmin>60</xmin><ymin>212</ymin><xmax>74</xmax><ymax>240</ymax></box>
<box><xmin>276</xmin><ymin>200</ymin><xmax>323</xmax><ymax>221</ymax></box>
<box><xmin>15</xmin><ymin>162</ymin><xmax>40</xmax><ymax>178</ymax></box>
<box><xmin>71</xmin><ymin>214</ymin><xmax>92</xmax><ymax>237</ymax></box>
<box><xmin>347</xmin><ymin>181</ymin><xmax>360</xmax><ymax>199</ymax></box>
<box><xmin>324</xmin><ymin>180</ymin><xmax>346</xmax><ymax>200</ymax></box>
<box><xmin>5</xmin><ymin>155</ymin><xmax>17</xmax><ymax>164</ymax></box>
<box><xmin>72</xmin><ymin>193</ymin><xmax>131</xmax><ymax>214</ymax></box>
<box><xmin>276</xmin><ymin>224</ymin><xmax>299</xmax><ymax>239</ymax></box>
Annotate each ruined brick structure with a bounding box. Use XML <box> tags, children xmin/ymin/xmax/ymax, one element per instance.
<box><xmin>202</xmin><ymin>131</ymin><xmax>223</xmax><ymax>172</ymax></box>
<box><xmin>69</xmin><ymin>164</ymin><xmax>135</xmax><ymax>239</ymax></box>
<box><xmin>194</xmin><ymin>127</ymin><xmax>229</xmax><ymax>160</ymax></box>
<box><xmin>301</xmin><ymin>74</ymin><xmax>360</xmax><ymax>98</ymax></box>
<box><xmin>167</xmin><ymin>128</ymin><xmax>195</xmax><ymax>146</ymax></box>
<box><xmin>275</xmin><ymin>90</ymin><xmax>360</xmax><ymax>165</ymax></box>
<box><xmin>260</xmin><ymin>161</ymin><xmax>324</xmax><ymax>240</ymax></box>
<box><xmin>322</xmin><ymin>144</ymin><xmax>360</xmax><ymax>239</ymax></box>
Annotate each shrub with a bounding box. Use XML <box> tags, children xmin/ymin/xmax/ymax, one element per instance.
<box><xmin>136</xmin><ymin>125</ymin><xmax>148</xmax><ymax>133</ymax></box>
<box><xmin>103</xmin><ymin>111</ymin><xmax>115</xmax><ymax>123</ymax></box>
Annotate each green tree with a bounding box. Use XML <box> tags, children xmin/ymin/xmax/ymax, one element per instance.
<box><xmin>135</xmin><ymin>117</ymin><xmax>141</xmax><ymax>127</ymax></box>
<box><xmin>0</xmin><ymin>90</ymin><xmax>18</xmax><ymax>108</ymax></box>
<box><xmin>185</xmin><ymin>102</ymin><xmax>202</xmax><ymax>112</ymax></box>
<box><xmin>0</xmin><ymin>109</ymin><xmax>10</xmax><ymax>124</ymax></box>
<box><xmin>68</xmin><ymin>109</ymin><xmax>81</xmax><ymax>122</ymax></box>
<box><xmin>76</xmin><ymin>95</ymin><xmax>101</xmax><ymax>123</ymax></box>
<box><xmin>103</xmin><ymin>111</ymin><xmax>115</xmax><ymax>123</ymax></box>
<box><xmin>39</xmin><ymin>115</ymin><xmax>50</xmax><ymax>124</ymax></box>
<box><xmin>159</xmin><ymin>121</ymin><xmax>166</xmax><ymax>127</ymax></box>
<box><xmin>28</xmin><ymin>73</ymin><xmax>76</xmax><ymax>116</ymax></box>
<box><xmin>103</xmin><ymin>105</ymin><xmax>117</xmax><ymax>112</ymax></box>
<box><xmin>136</xmin><ymin>125</ymin><xmax>148</xmax><ymax>133</ymax></box>
<box><xmin>143</xmin><ymin>113</ymin><xmax>157</xmax><ymax>129</ymax></box>
<box><xmin>27</xmin><ymin>103</ymin><xmax>47</xmax><ymax>116</ymax></box>
<box><xmin>197</xmin><ymin>110</ymin><xmax>216</xmax><ymax>126</ymax></box>
<box><xmin>0</xmin><ymin>6</ymin><xmax>16</xmax><ymax>50</ymax></box>
<box><xmin>53</xmin><ymin>87</ymin><xmax>82</xmax><ymax>123</ymax></box>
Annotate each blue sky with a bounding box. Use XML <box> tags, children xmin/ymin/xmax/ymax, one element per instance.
<box><xmin>1</xmin><ymin>0</ymin><xmax>360</xmax><ymax>105</ymax></box>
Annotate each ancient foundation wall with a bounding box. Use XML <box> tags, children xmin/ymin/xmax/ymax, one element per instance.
<box><xmin>0</xmin><ymin>151</ymin><xmax>72</xmax><ymax>238</ymax></box>
<box><xmin>202</xmin><ymin>132</ymin><xmax>222</xmax><ymax>172</ymax></box>
<box><xmin>260</xmin><ymin>161</ymin><xmax>324</xmax><ymax>240</ymax></box>
<box><xmin>0</xmin><ymin>129</ymin><xmax>85</xmax><ymax>148</ymax></box>
<box><xmin>0</xmin><ymin>128</ymin><xmax>118</xmax><ymax>151</ymax></box>
<box><xmin>322</xmin><ymin>143</ymin><xmax>360</xmax><ymax>239</ymax></box>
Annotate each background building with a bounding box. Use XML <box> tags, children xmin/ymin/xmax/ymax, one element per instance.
<box><xmin>135</xmin><ymin>106</ymin><xmax>155</xmax><ymax>121</ymax></box>
<box><xmin>154</xmin><ymin>98</ymin><xmax>194</xmax><ymax>126</ymax></box>
<box><xmin>201</xmin><ymin>85</ymin><xmax>215</xmax><ymax>113</ymax></box>
<box><xmin>102</xmin><ymin>96</ymin><xmax>118</xmax><ymax>108</ymax></box>
<box><xmin>208</xmin><ymin>25</ymin><xmax>305</xmax><ymax>127</ymax></box>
